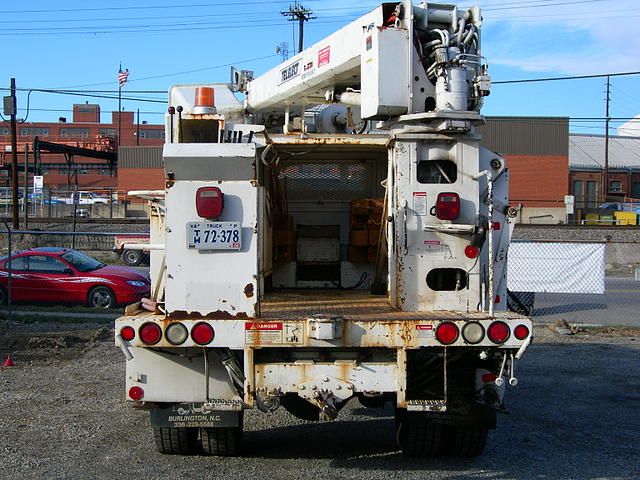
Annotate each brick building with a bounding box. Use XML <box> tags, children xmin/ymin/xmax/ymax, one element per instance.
<box><xmin>569</xmin><ymin>134</ymin><xmax>640</xmax><ymax>208</ymax></box>
<box><xmin>0</xmin><ymin>103</ymin><xmax>164</xmax><ymax>193</ymax></box>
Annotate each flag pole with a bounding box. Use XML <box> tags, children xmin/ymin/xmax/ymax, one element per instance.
<box><xmin>118</xmin><ymin>63</ymin><xmax>122</xmax><ymax>148</ymax></box>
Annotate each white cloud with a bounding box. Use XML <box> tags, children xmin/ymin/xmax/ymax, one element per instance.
<box><xmin>478</xmin><ymin>0</ymin><xmax>640</xmax><ymax>74</ymax></box>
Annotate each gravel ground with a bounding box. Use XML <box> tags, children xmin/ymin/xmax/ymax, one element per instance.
<box><xmin>0</xmin><ymin>323</ymin><xmax>638</xmax><ymax>480</ymax></box>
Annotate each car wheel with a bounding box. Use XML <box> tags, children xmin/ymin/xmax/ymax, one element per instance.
<box><xmin>87</xmin><ymin>285</ymin><xmax>116</xmax><ymax>308</ymax></box>
<box><xmin>122</xmin><ymin>249</ymin><xmax>143</xmax><ymax>266</ymax></box>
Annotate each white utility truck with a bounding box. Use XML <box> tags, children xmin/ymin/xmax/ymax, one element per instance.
<box><xmin>115</xmin><ymin>1</ymin><xmax>532</xmax><ymax>458</ymax></box>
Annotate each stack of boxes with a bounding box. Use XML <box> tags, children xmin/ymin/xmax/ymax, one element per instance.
<box><xmin>348</xmin><ymin>198</ymin><xmax>384</xmax><ymax>262</ymax></box>
<box><xmin>274</xmin><ymin>215</ymin><xmax>296</xmax><ymax>262</ymax></box>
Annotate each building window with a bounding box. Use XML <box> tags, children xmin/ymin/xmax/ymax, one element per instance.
<box><xmin>586</xmin><ymin>181</ymin><xmax>597</xmax><ymax>208</ymax></box>
<box><xmin>59</xmin><ymin>127</ymin><xmax>89</xmax><ymax>138</ymax></box>
<box><xmin>609</xmin><ymin>180</ymin><xmax>622</xmax><ymax>193</ymax></box>
<box><xmin>99</xmin><ymin>128</ymin><xmax>116</xmax><ymax>136</ymax></box>
<box><xmin>19</xmin><ymin>127</ymin><xmax>49</xmax><ymax>136</ymax></box>
<box><xmin>139</xmin><ymin>129</ymin><xmax>165</xmax><ymax>139</ymax></box>
<box><xmin>573</xmin><ymin>180</ymin><xmax>584</xmax><ymax>209</ymax></box>
<box><xmin>0</xmin><ymin>127</ymin><xmax>9</xmax><ymax>136</ymax></box>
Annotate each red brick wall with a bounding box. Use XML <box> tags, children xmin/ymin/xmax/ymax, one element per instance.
<box><xmin>505</xmin><ymin>154</ymin><xmax>569</xmax><ymax>207</ymax></box>
<box><xmin>118</xmin><ymin>168</ymin><xmax>165</xmax><ymax>202</ymax></box>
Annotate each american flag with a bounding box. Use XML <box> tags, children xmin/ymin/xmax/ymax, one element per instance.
<box><xmin>118</xmin><ymin>67</ymin><xmax>129</xmax><ymax>88</ymax></box>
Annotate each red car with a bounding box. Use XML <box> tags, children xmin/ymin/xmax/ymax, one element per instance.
<box><xmin>0</xmin><ymin>247</ymin><xmax>151</xmax><ymax>308</ymax></box>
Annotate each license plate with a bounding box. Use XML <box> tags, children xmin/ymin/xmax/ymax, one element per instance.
<box><xmin>186</xmin><ymin>222</ymin><xmax>241</xmax><ymax>250</ymax></box>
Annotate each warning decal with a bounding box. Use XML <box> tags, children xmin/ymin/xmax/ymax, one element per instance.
<box><xmin>318</xmin><ymin>46</ymin><xmax>330</xmax><ymax>67</ymax></box>
<box><xmin>415</xmin><ymin>324</ymin><xmax>434</xmax><ymax>338</ymax></box>
<box><xmin>245</xmin><ymin>322</ymin><xmax>303</xmax><ymax>345</ymax></box>
<box><xmin>413</xmin><ymin>192</ymin><xmax>427</xmax><ymax>216</ymax></box>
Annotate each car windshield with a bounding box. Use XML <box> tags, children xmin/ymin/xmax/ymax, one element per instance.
<box><xmin>60</xmin><ymin>250</ymin><xmax>104</xmax><ymax>272</ymax></box>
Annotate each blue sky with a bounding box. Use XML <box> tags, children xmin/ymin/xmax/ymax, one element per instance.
<box><xmin>2</xmin><ymin>0</ymin><xmax>639</xmax><ymax>134</ymax></box>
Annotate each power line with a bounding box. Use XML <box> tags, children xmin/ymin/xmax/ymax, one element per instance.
<box><xmin>494</xmin><ymin>71</ymin><xmax>640</xmax><ymax>84</ymax></box>
<box><xmin>0</xmin><ymin>1</ymin><xmax>324</xmax><ymax>15</ymax></box>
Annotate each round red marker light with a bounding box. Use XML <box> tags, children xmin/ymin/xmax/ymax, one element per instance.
<box><xmin>514</xmin><ymin>324</ymin><xmax>530</xmax><ymax>340</ymax></box>
<box><xmin>129</xmin><ymin>386</ymin><xmax>144</xmax><ymax>400</ymax></box>
<box><xmin>435</xmin><ymin>322</ymin><xmax>459</xmax><ymax>345</ymax></box>
<box><xmin>120</xmin><ymin>326</ymin><xmax>135</xmax><ymax>342</ymax></box>
<box><xmin>191</xmin><ymin>322</ymin><xmax>214</xmax><ymax>345</ymax></box>
<box><xmin>465</xmin><ymin>245</ymin><xmax>479</xmax><ymax>258</ymax></box>
<box><xmin>488</xmin><ymin>321</ymin><xmax>510</xmax><ymax>344</ymax></box>
<box><xmin>139</xmin><ymin>322</ymin><xmax>162</xmax><ymax>345</ymax></box>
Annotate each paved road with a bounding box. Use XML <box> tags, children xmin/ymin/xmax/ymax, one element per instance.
<box><xmin>531</xmin><ymin>275</ymin><xmax>640</xmax><ymax>327</ymax></box>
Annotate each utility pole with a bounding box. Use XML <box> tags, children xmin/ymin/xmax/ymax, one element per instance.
<box><xmin>604</xmin><ymin>75</ymin><xmax>610</xmax><ymax>204</ymax></box>
<box><xmin>281</xmin><ymin>3</ymin><xmax>315</xmax><ymax>54</ymax></box>
<box><xmin>9</xmin><ymin>79</ymin><xmax>19</xmax><ymax>229</ymax></box>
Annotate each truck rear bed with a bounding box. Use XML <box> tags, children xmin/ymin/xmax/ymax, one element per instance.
<box><xmin>260</xmin><ymin>289</ymin><xmax>520</xmax><ymax>322</ymax></box>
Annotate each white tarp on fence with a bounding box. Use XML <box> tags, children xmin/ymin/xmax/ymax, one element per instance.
<box><xmin>507</xmin><ymin>242</ymin><xmax>605</xmax><ymax>294</ymax></box>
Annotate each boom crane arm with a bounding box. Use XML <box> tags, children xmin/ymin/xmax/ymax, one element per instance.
<box><xmin>244</xmin><ymin>1</ymin><xmax>489</xmax><ymax>127</ymax></box>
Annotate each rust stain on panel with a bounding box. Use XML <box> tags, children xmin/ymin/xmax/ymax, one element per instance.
<box><xmin>244</xmin><ymin>283</ymin><xmax>254</xmax><ymax>298</ymax></box>
<box><xmin>168</xmin><ymin>310</ymin><xmax>252</xmax><ymax>320</ymax></box>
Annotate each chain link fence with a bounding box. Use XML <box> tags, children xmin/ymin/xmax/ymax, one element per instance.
<box><xmin>0</xmin><ymin>228</ymin><xmax>150</xmax><ymax>321</ymax></box>
<box><xmin>0</xmin><ymin>227</ymin><xmax>637</xmax><ymax>327</ymax></box>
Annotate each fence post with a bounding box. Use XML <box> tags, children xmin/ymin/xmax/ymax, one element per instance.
<box><xmin>3</xmin><ymin>221</ymin><xmax>12</xmax><ymax>319</ymax></box>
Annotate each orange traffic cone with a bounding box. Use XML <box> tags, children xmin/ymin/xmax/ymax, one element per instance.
<box><xmin>3</xmin><ymin>353</ymin><xmax>14</xmax><ymax>367</ymax></box>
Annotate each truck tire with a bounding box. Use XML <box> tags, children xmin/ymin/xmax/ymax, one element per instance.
<box><xmin>200</xmin><ymin>426</ymin><xmax>242</xmax><ymax>456</ymax></box>
<box><xmin>395</xmin><ymin>410</ymin><xmax>442</xmax><ymax>457</ymax></box>
<box><xmin>441</xmin><ymin>425</ymin><xmax>488</xmax><ymax>457</ymax></box>
<box><xmin>122</xmin><ymin>249</ymin><xmax>143</xmax><ymax>266</ymax></box>
<box><xmin>153</xmin><ymin>427</ymin><xmax>198</xmax><ymax>455</ymax></box>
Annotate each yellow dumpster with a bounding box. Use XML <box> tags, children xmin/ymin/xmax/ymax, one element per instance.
<box><xmin>614</xmin><ymin>211</ymin><xmax>637</xmax><ymax>225</ymax></box>
<box><xmin>584</xmin><ymin>213</ymin><xmax>600</xmax><ymax>225</ymax></box>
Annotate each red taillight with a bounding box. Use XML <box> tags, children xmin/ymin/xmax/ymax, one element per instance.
<box><xmin>139</xmin><ymin>322</ymin><xmax>162</xmax><ymax>345</ymax></box>
<box><xmin>436</xmin><ymin>192</ymin><xmax>460</xmax><ymax>220</ymax></box>
<box><xmin>120</xmin><ymin>326</ymin><xmax>135</xmax><ymax>341</ymax></box>
<box><xmin>514</xmin><ymin>324</ymin><xmax>530</xmax><ymax>340</ymax></box>
<box><xmin>191</xmin><ymin>322</ymin><xmax>215</xmax><ymax>345</ymax></box>
<box><xmin>129</xmin><ymin>386</ymin><xmax>144</xmax><ymax>400</ymax></box>
<box><xmin>196</xmin><ymin>186</ymin><xmax>223</xmax><ymax>219</ymax></box>
<box><xmin>495</xmin><ymin>295</ymin><xmax>501</xmax><ymax>304</ymax></box>
<box><xmin>464</xmin><ymin>245</ymin><xmax>478</xmax><ymax>258</ymax></box>
<box><xmin>493</xmin><ymin>222</ymin><xmax>501</xmax><ymax>230</ymax></box>
<box><xmin>488</xmin><ymin>321</ymin><xmax>510</xmax><ymax>344</ymax></box>
<box><xmin>482</xmin><ymin>373</ymin><xmax>497</xmax><ymax>383</ymax></box>
<box><xmin>435</xmin><ymin>322</ymin><xmax>459</xmax><ymax>345</ymax></box>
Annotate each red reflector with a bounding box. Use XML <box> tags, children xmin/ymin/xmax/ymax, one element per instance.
<box><xmin>465</xmin><ymin>245</ymin><xmax>479</xmax><ymax>258</ymax></box>
<box><xmin>129</xmin><ymin>386</ymin><xmax>144</xmax><ymax>400</ymax></box>
<box><xmin>196</xmin><ymin>186</ymin><xmax>223</xmax><ymax>219</ymax></box>
<box><xmin>191</xmin><ymin>322</ymin><xmax>215</xmax><ymax>345</ymax></box>
<box><xmin>139</xmin><ymin>323</ymin><xmax>162</xmax><ymax>345</ymax></box>
<box><xmin>493</xmin><ymin>222</ymin><xmax>501</xmax><ymax>230</ymax></box>
<box><xmin>436</xmin><ymin>192</ymin><xmax>460</xmax><ymax>220</ymax></box>
<box><xmin>435</xmin><ymin>322</ymin><xmax>459</xmax><ymax>344</ymax></box>
<box><xmin>495</xmin><ymin>295</ymin><xmax>501</xmax><ymax>303</ymax></box>
<box><xmin>488</xmin><ymin>321</ymin><xmax>510</xmax><ymax>344</ymax></box>
<box><xmin>514</xmin><ymin>324</ymin><xmax>530</xmax><ymax>340</ymax></box>
<box><xmin>120</xmin><ymin>326</ymin><xmax>135</xmax><ymax>342</ymax></box>
<box><xmin>482</xmin><ymin>373</ymin><xmax>497</xmax><ymax>383</ymax></box>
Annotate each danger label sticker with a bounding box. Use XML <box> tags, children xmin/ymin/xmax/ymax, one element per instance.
<box><xmin>415</xmin><ymin>324</ymin><xmax>434</xmax><ymax>338</ymax></box>
<box><xmin>413</xmin><ymin>192</ymin><xmax>427</xmax><ymax>216</ymax></box>
<box><xmin>245</xmin><ymin>322</ymin><xmax>303</xmax><ymax>345</ymax></box>
<box><xmin>318</xmin><ymin>46</ymin><xmax>330</xmax><ymax>67</ymax></box>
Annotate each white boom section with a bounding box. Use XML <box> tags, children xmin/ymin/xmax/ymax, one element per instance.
<box><xmin>246</xmin><ymin>6</ymin><xmax>384</xmax><ymax>113</ymax></box>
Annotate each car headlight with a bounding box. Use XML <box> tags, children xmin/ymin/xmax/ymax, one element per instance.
<box><xmin>127</xmin><ymin>280</ymin><xmax>147</xmax><ymax>287</ymax></box>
